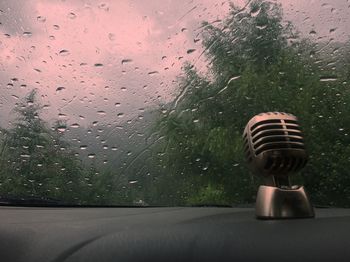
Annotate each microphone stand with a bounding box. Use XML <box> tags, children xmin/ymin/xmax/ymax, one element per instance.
<box><xmin>255</xmin><ymin>175</ymin><xmax>315</xmax><ymax>219</ymax></box>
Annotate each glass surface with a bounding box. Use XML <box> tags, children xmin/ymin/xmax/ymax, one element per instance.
<box><xmin>0</xmin><ymin>0</ymin><xmax>349</xmax><ymax>207</ymax></box>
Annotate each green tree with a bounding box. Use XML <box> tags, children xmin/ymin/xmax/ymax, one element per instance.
<box><xmin>0</xmin><ymin>90</ymin><xmax>85</xmax><ymax>202</ymax></box>
<box><xmin>151</xmin><ymin>0</ymin><xmax>350</xmax><ymax>207</ymax></box>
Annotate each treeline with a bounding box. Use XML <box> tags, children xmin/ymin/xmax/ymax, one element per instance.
<box><xmin>141</xmin><ymin>0</ymin><xmax>350</xmax><ymax>207</ymax></box>
<box><xmin>0</xmin><ymin>89</ymin><xmax>130</xmax><ymax>205</ymax></box>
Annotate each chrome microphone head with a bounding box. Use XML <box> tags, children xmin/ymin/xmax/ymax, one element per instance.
<box><xmin>243</xmin><ymin>112</ymin><xmax>314</xmax><ymax>219</ymax></box>
<box><xmin>243</xmin><ymin>112</ymin><xmax>307</xmax><ymax>179</ymax></box>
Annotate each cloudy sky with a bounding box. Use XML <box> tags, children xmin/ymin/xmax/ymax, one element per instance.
<box><xmin>0</xmin><ymin>0</ymin><xmax>349</xmax><ymax>129</ymax></box>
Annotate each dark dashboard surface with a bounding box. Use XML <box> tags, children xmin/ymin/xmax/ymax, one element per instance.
<box><xmin>0</xmin><ymin>206</ymin><xmax>349</xmax><ymax>262</ymax></box>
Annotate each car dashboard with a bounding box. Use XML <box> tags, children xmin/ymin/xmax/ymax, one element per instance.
<box><xmin>0</xmin><ymin>206</ymin><xmax>349</xmax><ymax>261</ymax></box>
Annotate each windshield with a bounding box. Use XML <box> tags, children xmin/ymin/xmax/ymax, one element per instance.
<box><xmin>0</xmin><ymin>0</ymin><xmax>349</xmax><ymax>207</ymax></box>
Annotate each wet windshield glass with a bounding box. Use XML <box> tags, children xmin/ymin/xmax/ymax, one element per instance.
<box><xmin>0</xmin><ymin>0</ymin><xmax>349</xmax><ymax>207</ymax></box>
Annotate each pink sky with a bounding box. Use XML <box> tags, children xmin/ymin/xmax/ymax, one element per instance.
<box><xmin>0</xmin><ymin>0</ymin><xmax>349</xmax><ymax>129</ymax></box>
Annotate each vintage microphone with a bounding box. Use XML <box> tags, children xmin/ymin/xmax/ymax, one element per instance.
<box><xmin>243</xmin><ymin>112</ymin><xmax>314</xmax><ymax>219</ymax></box>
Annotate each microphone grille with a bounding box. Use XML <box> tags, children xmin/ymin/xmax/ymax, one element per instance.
<box><xmin>243</xmin><ymin>112</ymin><xmax>307</xmax><ymax>176</ymax></box>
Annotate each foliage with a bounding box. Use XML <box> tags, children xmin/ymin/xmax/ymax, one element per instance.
<box><xmin>0</xmin><ymin>90</ymin><xmax>127</xmax><ymax>204</ymax></box>
<box><xmin>151</xmin><ymin>0</ymin><xmax>350</xmax><ymax>207</ymax></box>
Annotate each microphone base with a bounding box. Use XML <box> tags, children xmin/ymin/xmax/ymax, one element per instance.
<box><xmin>256</xmin><ymin>185</ymin><xmax>315</xmax><ymax>219</ymax></box>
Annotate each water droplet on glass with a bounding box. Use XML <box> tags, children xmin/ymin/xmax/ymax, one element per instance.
<box><xmin>309</xmin><ymin>30</ymin><xmax>317</xmax><ymax>36</ymax></box>
<box><xmin>97</xmin><ymin>111</ymin><xmax>106</xmax><ymax>116</ymax></box>
<box><xmin>121</xmin><ymin>59</ymin><xmax>133</xmax><ymax>65</ymax></box>
<box><xmin>94</xmin><ymin>63</ymin><xmax>103</xmax><ymax>67</ymax></box>
<box><xmin>117</xmin><ymin>113</ymin><xmax>124</xmax><ymax>118</ymax></box>
<box><xmin>115</xmin><ymin>102</ymin><xmax>121</xmax><ymax>107</ymax></box>
<box><xmin>56</xmin><ymin>86</ymin><xmax>65</xmax><ymax>92</ymax></box>
<box><xmin>70</xmin><ymin>123</ymin><xmax>80</xmax><ymax>128</ymax></box>
<box><xmin>187</xmin><ymin>49</ymin><xmax>196</xmax><ymax>54</ymax></box>
<box><xmin>256</xmin><ymin>24</ymin><xmax>267</xmax><ymax>30</ymax></box>
<box><xmin>37</xmin><ymin>16</ymin><xmax>46</xmax><ymax>23</ymax></box>
<box><xmin>59</xmin><ymin>49</ymin><xmax>70</xmax><ymax>56</ymax></box>
<box><xmin>53</xmin><ymin>25</ymin><xmax>60</xmax><ymax>30</ymax></box>
<box><xmin>23</xmin><ymin>32</ymin><xmax>32</xmax><ymax>37</ymax></box>
<box><xmin>57</xmin><ymin>126</ymin><xmax>66</xmax><ymax>132</ymax></box>
<box><xmin>250</xmin><ymin>7</ymin><xmax>261</xmax><ymax>17</ymax></box>
<box><xmin>108</xmin><ymin>33</ymin><xmax>115</xmax><ymax>41</ymax></box>
<box><xmin>68</xmin><ymin>12</ymin><xmax>76</xmax><ymax>19</ymax></box>
<box><xmin>129</xmin><ymin>180</ymin><xmax>138</xmax><ymax>184</ymax></box>
<box><xmin>88</xmin><ymin>153</ymin><xmax>96</xmax><ymax>159</ymax></box>
<box><xmin>98</xmin><ymin>3</ymin><xmax>109</xmax><ymax>11</ymax></box>
<box><xmin>320</xmin><ymin>76</ymin><xmax>337</xmax><ymax>82</ymax></box>
<box><xmin>148</xmin><ymin>71</ymin><xmax>159</xmax><ymax>76</ymax></box>
<box><xmin>80</xmin><ymin>145</ymin><xmax>88</xmax><ymax>150</ymax></box>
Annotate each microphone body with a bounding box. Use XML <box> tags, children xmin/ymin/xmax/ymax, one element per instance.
<box><xmin>243</xmin><ymin>112</ymin><xmax>314</xmax><ymax>219</ymax></box>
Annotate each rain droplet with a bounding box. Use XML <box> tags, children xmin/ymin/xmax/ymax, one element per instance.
<box><xmin>97</xmin><ymin>110</ymin><xmax>106</xmax><ymax>116</ymax></box>
<box><xmin>70</xmin><ymin>123</ymin><xmax>80</xmax><ymax>128</ymax></box>
<box><xmin>187</xmin><ymin>49</ymin><xmax>196</xmax><ymax>54</ymax></box>
<box><xmin>59</xmin><ymin>49</ymin><xmax>70</xmax><ymax>56</ymax></box>
<box><xmin>256</xmin><ymin>24</ymin><xmax>267</xmax><ymax>30</ymax></box>
<box><xmin>53</xmin><ymin>25</ymin><xmax>60</xmax><ymax>30</ymax></box>
<box><xmin>115</xmin><ymin>102</ymin><xmax>121</xmax><ymax>107</ymax></box>
<box><xmin>108</xmin><ymin>33</ymin><xmax>115</xmax><ymax>41</ymax></box>
<box><xmin>22</xmin><ymin>32</ymin><xmax>32</xmax><ymax>38</ymax></box>
<box><xmin>117</xmin><ymin>113</ymin><xmax>124</xmax><ymax>118</ymax></box>
<box><xmin>37</xmin><ymin>16</ymin><xmax>46</xmax><ymax>23</ymax></box>
<box><xmin>94</xmin><ymin>63</ymin><xmax>103</xmax><ymax>67</ymax></box>
<box><xmin>80</xmin><ymin>145</ymin><xmax>88</xmax><ymax>150</ymax></box>
<box><xmin>148</xmin><ymin>71</ymin><xmax>159</xmax><ymax>76</ymax></box>
<box><xmin>88</xmin><ymin>154</ymin><xmax>96</xmax><ymax>159</ymax></box>
<box><xmin>98</xmin><ymin>3</ymin><xmax>109</xmax><ymax>11</ymax></box>
<box><xmin>309</xmin><ymin>30</ymin><xmax>317</xmax><ymax>36</ymax></box>
<box><xmin>121</xmin><ymin>59</ymin><xmax>133</xmax><ymax>65</ymax></box>
<box><xmin>57</xmin><ymin>126</ymin><xmax>66</xmax><ymax>132</ymax></box>
<box><xmin>250</xmin><ymin>7</ymin><xmax>261</xmax><ymax>17</ymax></box>
<box><xmin>129</xmin><ymin>180</ymin><xmax>138</xmax><ymax>184</ymax></box>
<box><xmin>320</xmin><ymin>76</ymin><xmax>337</xmax><ymax>82</ymax></box>
<box><xmin>68</xmin><ymin>12</ymin><xmax>76</xmax><ymax>19</ymax></box>
<box><xmin>56</xmin><ymin>86</ymin><xmax>65</xmax><ymax>92</ymax></box>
